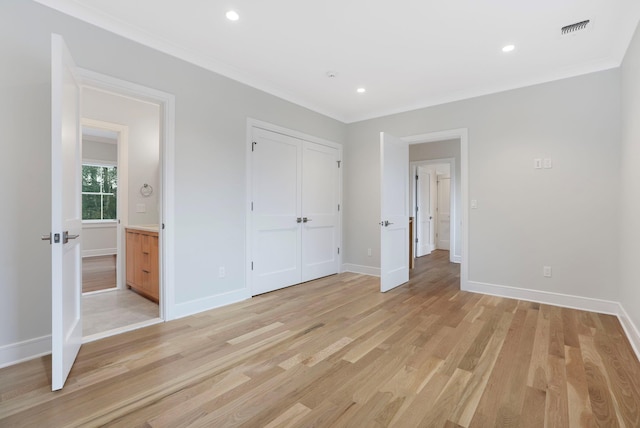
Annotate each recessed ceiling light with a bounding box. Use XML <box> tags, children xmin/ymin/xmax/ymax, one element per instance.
<box><xmin>357</xmin><ymin>87</ymin><xmax>366</xmax><ymax>93</ymax></box>
<box><xmin>502</xmin><ymin>44</ymin><xmax>515</xmax><ymax>53</ymax></box>
<box><xmin>226</xmin><ymin>10</ymin><xmax>239</xmax><ymax>21</ymax></box>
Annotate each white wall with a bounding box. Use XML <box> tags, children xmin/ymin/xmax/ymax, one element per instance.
<box><xmin>409</xmin><ymin>139</ymin><xmax>461</xmax><ymax>260</ymax></box>
<box><xmin>83</xmin><ymin>138</ymin><xmax>116</xmax><ymax>162</ymax></box>
<box><xmin>83</xmin><ymin>88</ymin><xmax>160</xmax><ymax>227</ymax></box>
<box><xmin>620</xmin><ymin>21</ymin><xmax>640</xmax><ymax>352</ymax></box>
<box><xmin>0</xmin><ymin>0</ymin><xmax>345</xmax><ymax>365</ymax></box>
<box><xmin>345</xmin><ymin>69</ymin><xmax>621</xmax><ymax>304</ymax></box>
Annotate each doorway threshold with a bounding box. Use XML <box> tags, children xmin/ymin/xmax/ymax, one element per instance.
<box><xmin>83</xmin><ymin>318</ymin><xmax>163</xmax><ymax>344</ymax></box>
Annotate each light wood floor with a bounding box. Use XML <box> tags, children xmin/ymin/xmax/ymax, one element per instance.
<box><xmin>1</xmin><ymin>251</ymin><xmax>639</xmax><ymax>427</ymax></box>
<box><xmin>83</xmin><ymin>255</ymin><xmax>117</xmax><ymax>293</ymax></box>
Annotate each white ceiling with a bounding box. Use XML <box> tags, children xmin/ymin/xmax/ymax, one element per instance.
<box><xmin>36</xmin><ymin>0</ymin><xmax>640</xmax><ymax>123</ymax></box>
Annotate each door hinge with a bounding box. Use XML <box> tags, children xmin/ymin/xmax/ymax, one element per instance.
<box><xmin>252</xmin><ymin>141</ymin><xmax>257</xmax><ymax>152</ymax></box>
<box><xmin>162</xmin><ymin>223</ymin><xmax>165</xmax><ymax>230</ymax></box>
<box><xmin>251</xmin><ymin>201</ymin><xmax>254</xmax><ymax>211</ymax></box>
<box><xmin>251</xmin><ymin>261</ymin><xmax>254</xmax><ymax>270</ymax></box>
<box><xmin>337</xmin><ymin>160</ymin><xmax>341</xmax><ymax>168</ymax></box>
<box><xmin>416</xmin><ymin>175</ymin><xmax>419</xmax><ymax>181</ymax></box>
<box><xmin>416</xmin><ymin>238</ymin><xmax>418</xmax><ymax>243</ymax></box>
<box><xmin>416</xmin><ymin>206</ymin><xmax>419</xmax><ymax>212</ymax></box>
<box><xmin>337</xmin><ymin>247</ymin><xmax>340</xmax><ymax>255</ymax></box>
<box><xmin>338</xmin><ymin>204</ymin><xmax>340</xmax><ymax>211</ymax></box>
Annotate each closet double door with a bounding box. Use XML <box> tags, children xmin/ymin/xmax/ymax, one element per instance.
<box><xmin>251</xmin><ymin>127</ymin><xmax>341</xmax><ymax>296</ymax></box>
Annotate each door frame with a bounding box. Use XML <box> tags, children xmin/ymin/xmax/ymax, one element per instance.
<box><xmin>75</xmin><ymin>67</ymin><xmax>176</xmax><ymax>323</ymax></box>
<box><xmin>245</xmin><ymin>118</ymin><xmax>343</xmax><ymax>295</ymax></box>
<box><xmin>397</xmin><ymin>128</ymin><xmax>469</xmax><ymax>290</ymax></box>
<box><xmin>81</xmin><ymin>119</ymin><xmax>129</xmax><ymax>291</ymax></box>
<box><xmin>410</xmin><ymin>157</ymin><xmax>456</xmax><ymax>262</ymax></box>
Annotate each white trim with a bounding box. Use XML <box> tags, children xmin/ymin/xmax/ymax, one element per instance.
<box><xmin>245</xmin><ymin>118</ymin><xmax>343</xmax><ymax>297</ymax></box>
<box><xmin>342</xmin><ymin>263</ymin><xmax>381</xmax><ymax>277</ymax></box>
<box><xmin>82</xmin><ymin>220</ymin><xmax>117</xmax><ymax>228</ymax></box>
<box><xmin>82</xmin><ymin>318</ymin><xmax>163</xmax><ymax>344</ymax></box>
<box><xmin>465</xmin><ymin>280</ymin><xmax>620</xmax><ymax>315</ymax></box>
<box><xmin>172</xmin><ymin>289</ymin><xmax>251</xmax><ymax>320</ymax></box>
<box><xmin>618</xmin><ymin>303</ymin><xmax>640</xmax><ymax>362</ymax></box>
<box><xmin>0</xmin><ymin>335</ymin><xmax>51</xmax><ymax>369</ymax></box>
<box><xmin>82</xmin><ymin>158</ymin><xmax>117</xmax><ymax>167</ymax></box>
<box><xmin>401</xmin><ymin>128</ymin><xmax>469</xmax><ymax>291</ymax></box>
<box><xmin>452</xmin><ymin>255</ymin><xmax>462</xmax><ymax>263</ymax></box>
<box><xmin>82</xmin><ymin>248</ymin><xmax>116</xmax><ymax>258</ymax></box>
<box><xmin>76</xmin><ymin>67</ymin><xmax>176</xmax><ymax>323</ymax></box>
<box><xmin>82</xmin><ymin>287</ymin><xmax>117</xmax><ymax>296</ymax></box>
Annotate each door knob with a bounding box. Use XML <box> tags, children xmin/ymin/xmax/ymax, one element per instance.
<box><xmin>63</xmin><ymin>231</ymin><xmax>79</xmax><ymax>244</ymax></box>
<box><xmin>379</xmin><ymin>220</ymin><xmax>393</xmax><ymax>227</ymax></box>
<box><xmin>296</xmin><ymin>217</ymin><xmax>302</xmax><ymax>223</ymax></box>
<box><xmin>303</xmin><ymin>217</ymin><xmax>312</xmax><ymax>223</ymax></box>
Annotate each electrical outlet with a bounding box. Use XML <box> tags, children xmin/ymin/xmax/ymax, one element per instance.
<box><xmin>367</xmin><ymin>248</ymin><xmax>372</xmax><ymax>257</ymax></box>
<box><xmin>543</xmin><ymin>266</ymin><xmax>552</xmax><ymax>277</ymax></box>
<box><xmin>218</xmin><ymin>267</ymin><xmax>226</xmax><ymax>278</ymax></box>
<box><xmin>471</xmin><ymin>199</ymin><xmax>478</xmax><ymax>209</ymax></box>
<box><xmin>543</xmin><ymin>158</ymin><xmax>553</xmax><ymax>169</ymax></box>
<box><xmin>534</xmin><ymin>158</ymin><xmax>542</xmax><ymax>169</ymax></box>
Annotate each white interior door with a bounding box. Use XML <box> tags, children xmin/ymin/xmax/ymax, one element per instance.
<box><xmin>251</xmin><ymin>128</ymin><xmax>302</xmax><ymax>295</ymax></box>
<box><xmin>437</xmin><ymin>176</ymin><xmax>451</xmax><ymax>250</ymax></box>
<box><xmin>380</xmin><ymin>132</ymin><xmax>409</xmax><ymax>292</ymax></box>
<box><xmin>50</xmin><ymin>34</ymin><xmax>83</xmax><ymax>391</ymax></box>
<box><xmin>301</xmin><ymin>141</ymin><xmax>340</xmax><ymax>282</ymax></box>
<box><xmin>416</xmin><ymin>166</ymin><xmax>433</xmax><ymax>257</ymax></box>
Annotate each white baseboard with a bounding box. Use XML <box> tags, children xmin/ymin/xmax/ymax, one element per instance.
<box><xmin>342</xmin><ymin>263</ymin><xmax>381</xmax><ymax>277</ymax></box>
<box><xmin>83</xmin><ymin>248</ymin><xmax>117</xmax><ymax>258</ymax></box>
<box><xmin>0</xmin><ymin>335</ymin><xmax>51</xmax><ymax>369</ymax></box>
<box><xmin>452</xmin><ymin>255</ymin><xmax>462</xmax><ymax>263</ymax></box>
<box><xmin>465</xmin><ymin>280</ymin><xmax>620</xmax><ymax>315</ymax></box>
<box><xmin>618</xmin><ymin>303</ymin><xmax>640</xmax><ymax>362</ymax></box>
<box><xmin>172</xmin><ymin>288</ymin><xmax>251</xmax><ymax>320</ymax></box>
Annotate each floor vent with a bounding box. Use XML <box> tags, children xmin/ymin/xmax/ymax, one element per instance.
<box><xmin>561</xmin><ymin>20</ymin><xmax>590</xmax><ymax>35</ymax></box>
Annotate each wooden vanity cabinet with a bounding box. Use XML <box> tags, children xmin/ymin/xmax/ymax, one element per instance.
<box><xmin>125</xmin><ymin>228</ymin><xmax>159</xmax><ymax>302</ymax></box>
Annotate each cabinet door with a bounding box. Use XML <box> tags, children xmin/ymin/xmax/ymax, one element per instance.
<box><xmin>126</xmin><ymin>231</ymin><xmax>138</xmax><ymax>286</ymax></box>
<box><xmin>301</xmin><ymin>141</ymin><xmax>340</xmax><ymax>282</ymax></box>
<box><xmin>148</xmin><ymin>233</ymin><xmax>159</xmax><ymax>300</ymax></box>
<box><xmin>250</xmin><ymin>128</ymin><xmax>302</xmax><ymax>295</ymax></box>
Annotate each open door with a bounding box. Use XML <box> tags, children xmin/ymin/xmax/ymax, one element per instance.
<box><xmin>380</xmin><ymin>132</ymin><xmax>409</xmax><ymax>292</ymax></box>
<box><xmin>416</xmin><ymin>166</ymin><xmax>434</xmax><ymax>257</ymax></box>
<box><xmin>50</xmin><ymin>34</ymin><xmax>82</xmax><ymax>391</ymax></box>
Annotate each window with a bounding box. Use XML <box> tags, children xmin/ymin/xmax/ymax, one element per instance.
<box><xmin>82</xmin><ymin>164</ymin><xmax>117</xmax><ymax>221</ymax></box>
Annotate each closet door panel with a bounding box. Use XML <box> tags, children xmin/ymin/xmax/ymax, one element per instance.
<box><xmin>301</xmin><ymin>141</ymin><xmax>340</xmax><ymax>282</ymax></box>
<box><xmin>251</xmin><ymin>128</ymin><xmax>302</xmax><ymax>295</ymax></box>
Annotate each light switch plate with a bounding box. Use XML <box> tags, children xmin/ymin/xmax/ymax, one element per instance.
<box><xmin>471</xmin><ymin>199</ymin><xmax>478</xmax><ymax>209</ymax></box>
<box><xmin>534</xmin><ymin>158</ymin><xmax>542</xmax><ymax>169</ymax></box>
<box><xmin>543</xmin><ymin>158</ymin><xmax>552</xmax><ymax>169</ymax></box>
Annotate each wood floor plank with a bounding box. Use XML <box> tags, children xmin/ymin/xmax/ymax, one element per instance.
<box><xmin>2</xmin><ymin>250</ymin><xmax>640</xmax><ymax>427</ymax></box>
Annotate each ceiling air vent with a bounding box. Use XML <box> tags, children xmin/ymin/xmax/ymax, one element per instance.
<box><xmin>561</xmin><ymin>20</ymin><xmax>590</xmax><ymax>35</ymax></box>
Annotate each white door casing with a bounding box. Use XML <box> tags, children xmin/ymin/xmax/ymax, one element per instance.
<box><xmin>301</xmin><ymin>141</ymin><xmax>340</xmax><ymax>282</ymax></box>
<box><xmin>380</xmin><ymin>132</ymin><xmax>409</xmax><ymax>292</ymax></box>
<box><xmin>437</xmin><ymin>176</ymin><xmax>451</xmax><ymax>250</ymax></box>
<box><xmin>251</xmin><ymin>128</ymin><xmax>302</xmax><ymax>295</ymax></box>
<box><xmin>51</xmin><ymin>34</ymin><xmax>83</xmax><ymax>391</ymax></box>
